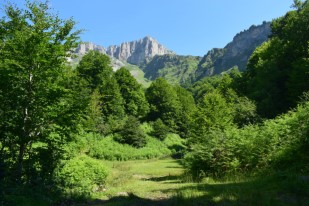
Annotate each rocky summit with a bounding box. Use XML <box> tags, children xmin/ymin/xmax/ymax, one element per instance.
<box><xmin>106</xmin><ymin>36</ymin><xmax>174</xmax><ymax>65</ymax></box>
<box><xmin>75</xmin><ymin>42</ymin><xmax>106</xmax><ymax>55</ymax></box>
<box><xmin>74</xmin><ymin>36</ymin><xmax>174</xmax><ymax>67</ymax></box>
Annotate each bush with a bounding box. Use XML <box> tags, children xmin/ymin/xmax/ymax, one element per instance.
<box><xmin>114</xmin><ymin>116</ymin><xmax>146</xmax><ymax>148</ymax></box>
<box><xmin>88</xmin><ymin>136</ymin><xmax>172</xmax><ymax>161</ymax></box>
<box><xmin>151</xmin><ymin>119</ymin><xmax>169</xmax><ymax>140</ymax></box>
<box><xmin>163</xmin><ymin>134</ymin><xmax>186</xmax><ymax>158</ymax></box>
<box><xmin>66</xmin><ymin>129</ymin><xmax>186</xmax><ymax>161</ymax></box>
<box><xmin>184</xmin><ymin>101</ymin><xmax>309</xmax><ymax>178</ymax></box>
<box><xmin>55</xmin><ymin>155</ymin><xmax>109</xmax><ymax>199</ymax></box>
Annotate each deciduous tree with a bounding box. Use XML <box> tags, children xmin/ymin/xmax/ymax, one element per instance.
<box><xmin>0</xmin><ymin>0</ymin><xmax>85</xmax><ymax>183</ymax></box>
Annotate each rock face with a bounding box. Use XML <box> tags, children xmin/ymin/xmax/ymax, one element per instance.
<box><xmin>75</xmin><ymin>42</ymin><xmax>106</xmax><ymax>55</ymax></box>
<box><xmin>106</xmin><ymin>36</ymin><xmax>174</xmax><ymax>65</ymax></box>
<box><xmin>195</xmin><ymin>22</ymin><xmax>271</xmax><ymax>80</ymax></box>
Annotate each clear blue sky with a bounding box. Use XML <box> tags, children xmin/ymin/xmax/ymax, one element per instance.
<box><xmin>2</xmin><ymin>0</ymin><xmax>293</xmax><ymax>56</ymax></box>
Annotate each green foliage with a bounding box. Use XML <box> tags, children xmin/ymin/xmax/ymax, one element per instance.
<box><xmin>242</xmin><ymin>39</ymin><xmax>287</xmax><ymax>118</ymax></box>
<box><xmin>114</xmin><ymin>116</ymin><xmax>146</xmax><ymax>148</ymax></box>
<box><xmin>100</xmin><ymin>77</ymin><xmax>125</xmax><ymax>119</ymax></box>
<box><xmin>55</xmin><ymin>155</ymin><xmax>109</xmax><ymax>199</ymax></box>
<box><xmin>190</xmin><ymin>73</ymin><xmax>258</xmax><ymax>128</ymax></box>
<box><xmin>146</xmin><ymin>78</ymin><xmax>181</xmax><ymax>130</ymax></box>
<box><xmin>151</xmin><ymin>119</ymin><xmax>169</xmax><ymax>140</ymax></box>
<box><xmin>146</xmin><ymin>78</ymin><xmax>197</xmax><ymax>137</ymax></box>
<box><xmin>76</xmin><ymin>50</ymin><xmax>112</xmax><ymax>90</ymax></box>
<box><xmin>115</xmin><ymin>67</ymin><xmax>149</xmax><ymax>118</ymax></box>
<box><xmin>232</xmin><ymin>95</ymin><xmax>258</xmax><ymax>127</ymax></box>
<box><xmin>240</xmin><ymin>2</ymin><xmax>309</xmax><ymax>117</ymax></box>
<box><xmin>143</xmin><ymin>54</ymin><xmax>200</xmax><ymax>85</ymax></box>
<box><xmin>174</xmin><ymin>86</ymin><xmax>197</xmax><ymax>138</ymax></box>
<box><xmin>83</xmin><ymin>89</ymin><xmax>105</xmax><ymax>133</ymax></box>
<box><xmin>76</xmin><ymin>51</ymin><xmax>125</xmax><ymax>120</ymax></box>
<box><xmin>0</xmin><ymin>0</ymin><xmax>86</xmax><ymax>184</ymax></box>
<box><xmin>88</xmin><ymin>136</ymin><xmax>172</xmax><ymax>161</ymax></box>
<box><xmin>123</xmin><ymin>63</ymin><xmax>152</xmax><ymax>88</ymax></box>
<box><xmin>185</xmin><ymin>101</ymin><xmax>309</xmax><ymax>178</ymax></box>
<box><xmin>196</xmin><ymin>90</ymin><xmax>234</xmax><ymax>131</ymax></box>
<box><xmin>70</xmin><ymin>130</ymin><xmax>184</xmax><ymax>161</ymax></box>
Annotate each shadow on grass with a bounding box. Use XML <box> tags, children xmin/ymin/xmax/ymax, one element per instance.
<box><xmin>80</xmin><ymin>193</ymin><xmax>213</xmax><ymax>206</ymax></box>
<box><xmin>142</xmin><ymin>175</ymin><xmax>181</xmax><ymax>182</ymax></box>
<box><xmin>82</xmin><ymin>174</ymin><xmax>309</xmax><ymax>206</ymax></box>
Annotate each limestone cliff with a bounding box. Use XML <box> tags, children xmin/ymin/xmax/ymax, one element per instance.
<box><xmin>195</xmin><ymin>22</ymin><xmax>271</xmax><ymax>80</ymax></box>
<box><xmin>75</xmin><ymin>42</ymin><xmax>106</xmax><ymax>55</ymax></box>
<box><xmin>106</xmin><ymin>36</ymin><xmax>174</xmax><ymax>65</ymax></box>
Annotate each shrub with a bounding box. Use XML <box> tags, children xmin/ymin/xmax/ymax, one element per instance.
<box><xmin>163</xmin><ymin>134</ymin><xmax>187</xmax><ymax>158</ymax></box>
<box><xmin>184</xmin><ymin>101</ymin><xmax>309</xmax><ymax>178</ymax></box>
<box><xmin>88</xmin><ymin>136</ymin><xmax>172</xmax><ymax>161</ymax></box>
<box><xmin>114</xmin><ymin>116</ymin><xmax>146</xmax><ymax>148</ymax></box>
<box><xmin>151</xmin><ymin>119</ymin><xmax>170</xmax><ymax>140</ymax></box>
<box><xmin>55</xmin><ymin>155</ymin><xmax>109</xmax><ymax>199</ymax></box>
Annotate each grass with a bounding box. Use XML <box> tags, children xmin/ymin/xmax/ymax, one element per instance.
<box><xmin>82</xmin><ymin>159</ymin><xmax>309</xmax><ymax>206</ymax></box>
<box><xmin>125</xmin><ymin>63</ymin><xmax>151</xmax><ymax>88</ymax></box>
<box><xmin>4</xmin><ymin>158</ymin><xmax>308</xmax><ymax>205</ymax></box>
<box><xmin>97</xmin><ymin>159</ymin><xmax>191</xmax><ymax>200</ymax></box>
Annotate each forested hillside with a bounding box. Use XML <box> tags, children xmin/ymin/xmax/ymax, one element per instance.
<box><xmin>0</xmin><ymin>0</ymin><xmax>308</xmax><ymax>205</ymax></box>
<box><xmin>142</xmin><ymin>54</ymin><xmax>201</xmax><ymax>84</ymax></box>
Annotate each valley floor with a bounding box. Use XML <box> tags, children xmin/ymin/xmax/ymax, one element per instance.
<box><xmin>80</xmin><ymin>159</ymin><xmax>309</xmax><ymax>206</ymax></box>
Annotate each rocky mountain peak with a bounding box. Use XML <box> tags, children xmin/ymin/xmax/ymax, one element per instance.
<box><xmin>75</xmin><ymin>42</ymin><xmax>106</xmax><ymax>55</ymax></box>
<box><xmin>106</xmin><ymin>36</ymin><xmax>174</xmax><ymax>65</ymax></box>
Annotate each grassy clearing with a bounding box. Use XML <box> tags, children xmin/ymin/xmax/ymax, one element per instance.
<box><xmin>82</xmin><ymin>159</ymin><xmax>309</xmax><ymax>206</ymax></box>
<box><xmin>6</xmin><ymin>158</ymin><xmax>308</xmax><ymax>205</ymax></box>
<box><xmin>97</xmin><ymin>159</ymin><xmax>193</xmax><ymax>201</ymax></box>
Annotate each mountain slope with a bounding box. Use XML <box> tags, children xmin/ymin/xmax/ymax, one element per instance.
<box><xmin>142</xmin><ymin>54</ymin><xmax>201</xmax><ymax>85</ymax></box>
<box><xmin>136</xmin><ymin>22</ymin><xmax>270</xmax><ymax>85</ymax></box>
<box><xmin>195</xmin><ymin>22</ymin><xmax>271</xmax><ymax>80</ymax></box>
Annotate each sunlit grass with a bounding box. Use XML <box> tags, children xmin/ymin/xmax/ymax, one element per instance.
<box><xmin>93</xmin><ymin>159</ymin><xmax>309</xmax><ymax>206</ymax></box>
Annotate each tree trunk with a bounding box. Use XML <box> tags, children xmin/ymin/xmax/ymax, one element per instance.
<box><xmin>16</xmin><ymin>142</ymin><xmax>26</xmax><ymax>183</ymax></box>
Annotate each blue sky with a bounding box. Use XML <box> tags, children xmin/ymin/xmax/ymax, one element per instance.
<box><xmin>2</xmin><ymin>0</ymin><xmax>293</xmax><ymax>56</ymax></box>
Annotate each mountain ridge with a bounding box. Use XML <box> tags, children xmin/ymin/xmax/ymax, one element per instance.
<box><xmin>106</xmin><ymin>36</ymin><xmax>174</xmax><ymax>65</ymax></box>
<box><xmin>73</xmin><ymin>22</ymin><xmax>271</xmax><ymax>85</ymax></box>
<box><xmin>195</xmin><ymin>22</ymin><xmax>271</xmax><ymax>80</ymax></box>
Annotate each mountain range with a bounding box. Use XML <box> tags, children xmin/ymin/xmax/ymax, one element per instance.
<box><xmin>73</xmin><ymin>21</ymin><xmax>271</xmax><ymax>85</ymax></box>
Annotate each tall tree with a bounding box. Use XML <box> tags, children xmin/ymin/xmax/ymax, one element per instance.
<box><xmin>76</xmin><ymin>51</ymin><xmax>125</xmax><ymax>120</ymax></box>
<box><xmin>146</xmin><ymin>78</ymin><xmax>181</xmax><ymax>131</ymax></box>
<box><xmin>241</xmin><ymin>1</ymin><xmax>309</xmax><ymax>118</ymax></box>
<box><xmin>174</xmin><ymin>85</ymin><xmax>196</xmax><ymax>138</ymax></box>
<box><xmin>0</xmin><ymin>1</ymin><xmax>85</xmax><ymax>183</ymax></box>
<box><xmin>76</xmin><ymin>50</ymin><xmax>112</xmax><ymax>90</ymax></box>
<box><xmin>115</xmin><ymin>67</ymin><xmax>149</xmax><ymax>118</ymax></box>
